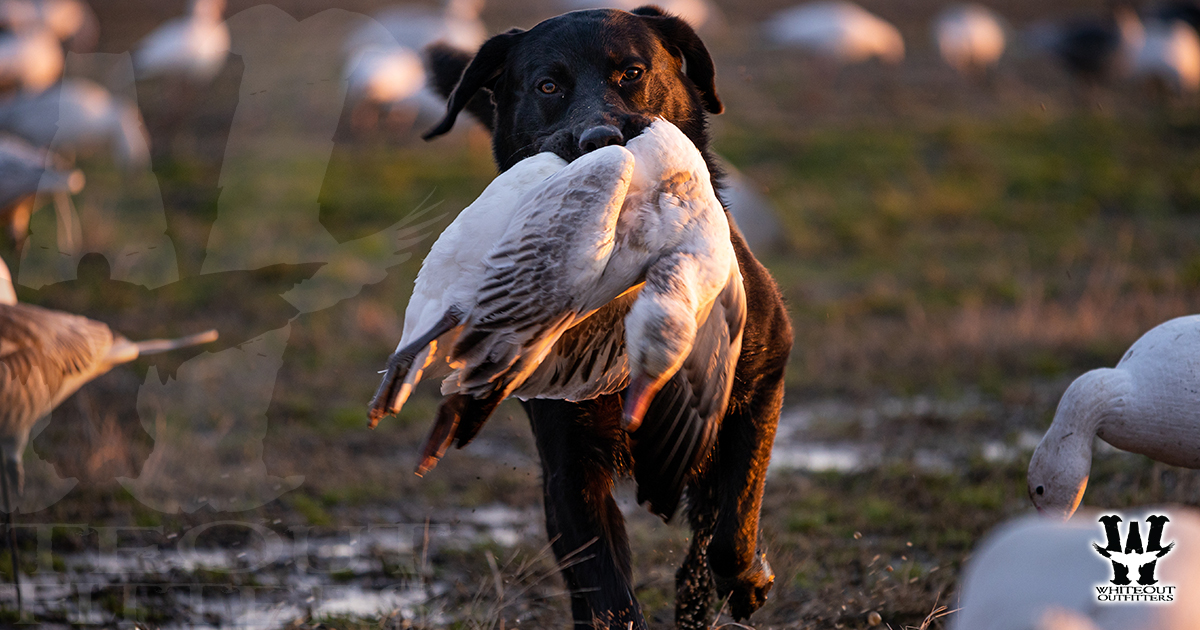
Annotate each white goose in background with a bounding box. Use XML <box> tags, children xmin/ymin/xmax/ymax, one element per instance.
<box><xmin>1028</xmin><ymin>315</ymin><xmax>1200</xmax><ymax>520</ymax></box>
<box><xmin>0</xmin><ymin>8</ymin><xmax>63</xmax><ymax>94</ymax></box>
<box><xmin>344</xmin><ymin>0</ymin><xmax>486</xmax><ymax>55</ymax></box>
<box><xmin>0</xmin><ymin>134</ymin><xmax>84</xmax><ymax>253</ymax></box>
<box><xmin>0</xmin><ymin>256</ymin><xmax>216</xmax><ymax>607</ymax></box>
<box><xmin>952</xmin><ymin>510</ymin><xmax>1200</xmax><ymax>630</ymax></box>
<box><xmin>933</xmin><ymin>4</ymin><xmax>1006</xmax><ymax>76</ymax></box>
<box><xmin>764</xmin><ymin>1</ymin><xmax>904</xmax><ymax>65</ymax></box>
<box><xmin>341</xmin><ymin>44</ymin><xmax>446</xmax><ymax>134</ymax></box>
<box><xmin>0</xmin><ymin>78</ymin><xmax>151</xmax><ymax>168</ymax></box>
<box><xmin>1</xmin><ymin>0</ymin><xmax>99</xmax><ymax>52</ymax></box>
<box><xmin>369</xmin><ymin>120</ymin><xmax>744</xmax><ymax>485</ymax></box>
<box><xmin>133</xmin><ymin>0</ymin><xmax>229</xmax><ymax>83</ymax></box>
<box><xmin>34</xmin><ymin>0</ymin><xmax>99</xmax><ymax>51</ymax></box>
<box><xmin>1130</xmin><ymin>17</ymin><xmax>1200</xmax><ymax>94</ymax></box>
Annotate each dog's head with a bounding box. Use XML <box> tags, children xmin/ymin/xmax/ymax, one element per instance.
<box><xmin>424</xmin><ymin>6</ymin><xmax>723</xmax><ymax>171</ymax></box>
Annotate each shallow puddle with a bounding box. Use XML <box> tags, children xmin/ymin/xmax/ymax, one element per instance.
<box><xmin>5</xmin><ymin>503</ymin><xmax>539</xmax><ymax>628</ymax></box>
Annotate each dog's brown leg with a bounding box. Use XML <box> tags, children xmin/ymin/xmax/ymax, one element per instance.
<box><xmin>707</xmin><ymin>366</ymin><xmax>785</xmax><ymax>620</ymax></box>
<box><xmin>694</xmin><ymin>229</ymin><xmax>792</xmax><ymax>622</ymax></box>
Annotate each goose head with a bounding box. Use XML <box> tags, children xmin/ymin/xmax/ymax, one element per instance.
<box><xmin>1028</xmin><ymin>367</ymin><xmax>1130</xmax><ymax>520</ymax></box>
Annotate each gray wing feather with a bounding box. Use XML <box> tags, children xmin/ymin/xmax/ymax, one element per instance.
<box><xmin>515</xmin><ymin>289</ymin><xmax>638</xmax><ymax>401</ymax></box>
<box><xmin>450</xmin><ymin>148</ymin><xmax>636</xmax><ymax>395</ymax></box>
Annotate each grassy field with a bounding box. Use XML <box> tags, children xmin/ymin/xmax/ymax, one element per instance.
<box><xmin>5</xmin><ymin>0</ymin><xmax>1200</xmax><ymax>628</ymax></box>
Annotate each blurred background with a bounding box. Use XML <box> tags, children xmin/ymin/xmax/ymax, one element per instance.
<box><xmin>2</xmin><ymin>0</ymin><xmax>1199</xmax><ymax>627</ymax></box>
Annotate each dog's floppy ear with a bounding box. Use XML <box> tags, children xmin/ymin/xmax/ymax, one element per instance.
<box><xmin>423</xmin><ymin>29</ymin><xmax>525</xmax><ymax>141</ymax></box>
<box><xmin>632</xmin><ymin>6</ymin><xmax>723</xmax><ymax>115</ymax></box>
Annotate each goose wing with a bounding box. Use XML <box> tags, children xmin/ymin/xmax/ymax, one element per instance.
<box><xmin>0</xmin><ymin>303</ymin><xmax>114</xmax><ymax>430</ymax></box>
<box><xmin>369</xmin><ymin>153</ymin><xmax>567</xmax><ymax>425</ymax></box>
<box><xmin>413</xmin><ymin>147</ymin><xmax>637</xmax><ymax>476</ymax></box>
<box><xmin>632</xmin><ymin>264</ymin><xmax>745</xmax><ymax>521</ymax></box>
<box><xmin>448</xmin><ymin>144</ymin><xmax>636</xmax><ymax>394</ymax></box>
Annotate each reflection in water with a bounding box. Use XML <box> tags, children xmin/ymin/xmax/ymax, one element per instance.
<box><xmin>7</xmin><ymin>509</ymin><xmax>534</xmax><ymax>627</ymax></box>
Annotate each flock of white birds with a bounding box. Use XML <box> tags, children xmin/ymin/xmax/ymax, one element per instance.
<box><xmin>0</xmin><ymin>0</ymin><xmax>1199</xmax><ymax>627</ymax></box>
<box><xmin>0</xmin><ymin>0</ymin><xmax>230</xmax><ymax>259</ymax></box>
<box><xmin>762</xmin><ymin>0</ymin><xmax>1200</xmax><ymax>93</ymax></box>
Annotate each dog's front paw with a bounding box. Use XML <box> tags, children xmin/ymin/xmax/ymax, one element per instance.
<box><xmin>714</xmin><ymin>551</ymin><xmax>774</xmax><ymax>620</ymax></box>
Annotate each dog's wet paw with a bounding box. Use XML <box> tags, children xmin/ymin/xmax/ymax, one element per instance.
<box><xmin>714</xmin><ymin>551</ymin><xmax>774</xmax><ymax>620</ymax></box>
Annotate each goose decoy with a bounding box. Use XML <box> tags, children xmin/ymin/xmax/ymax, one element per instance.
<box><xmin>1</xmin><ymin>0</ymin><xmax>99</xmax><ymax>53</ymax></box>
<box><xmin>0</xmin><ymin>22</ymin><xmax>62</xmax><ymax>94</ymax></box>
<box><xmin>933</xmin><ymin>4</ymin><xmax>1006</xmax><ymax>76</ymax></box>
<box><xmin>1130</xmin><ymin>16</ymin><xmax>1200</xmax><ymax>94</ymax></box>
<box><xmin>764</xmin><ymin>1</ymin><xmax>905</xmax><ymax>65</ymax></box>
<box><xmin>0</xmin><ymin>134</ymin><xmax>83</xmax><ymax>255</ymax></box>
<box><xmin>1028</xmin><ymin>315</ymin><xmax>1200</xmax><ymax>520</ymax></box>
<box><xmin>0</xmin><ymin>77</ymin><xmax>151</xmax><ymax>168</ymax></box>
<box><xmin>32</xmin><ymin>0</ymin><xmax>99</xmax><ymax>52</ymax></box>
<box><xmin>344</xmin><ymin>0</ymin><xmax>486</xmax><ymax>56</ymax></box>
<box><xmin>369</xmin><ymin>120</ymin><xmax>745</xmax><ymax>518</ymax></box>
<box><xmin>341</xmin><ymin>44</ymin><xmax>445</xmax><ymax>135</ymax></box>
<box><xmin>344</xmin><ymin>45</ymin><xmax>426</xmax><ymax>106</ymax></box>
<box><xmin>133</xmin><ymin>0</ymin><xmax>229</xmax><ymax>84</ymax></box>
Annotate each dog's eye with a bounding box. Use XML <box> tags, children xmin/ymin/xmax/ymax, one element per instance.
<box><xmin>621</xmin><ymin>67</ymin><xmax>643</xmax><ymax>83</ymax></box>
<box><xmin>1035</xmin><ymin>485</ymin><xmax>1044</xmax><ymax>496</ymax></box>
<box><xmin>538</xmin><ymin>80</ymin><xmax>558</xmax><ymax>94</ymax></box>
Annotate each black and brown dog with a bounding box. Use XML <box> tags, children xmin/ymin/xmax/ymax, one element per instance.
<box><xmin>421</xmin><ymin>6</ymin><xmax>792</xmax><ymax>629</ymax></box>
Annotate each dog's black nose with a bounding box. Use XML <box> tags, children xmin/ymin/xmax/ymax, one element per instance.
<box><xmin>578</xmin><ymin>125</ymin><xmax>623</xmax><ymax>153</ymax></box>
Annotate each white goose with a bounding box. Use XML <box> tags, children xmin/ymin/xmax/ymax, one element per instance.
<box><xmin>1</xmin><ymin>0</ymin><xmax>99</xmax><ymax>52</ymax></box>
<box><xmin>0</xmin><ymin>23</ymin><xmax>63</xmax><ymax>94</ymax></box>
<box><xmin>0</xmin><ymin>78</ymin><xmax>151</xmax><ymax>168</ymax></box>
<box><xmin>764</xmin><ymin>1</ymin><xmax>905</xmax><ymax>65</ymax></box>
<box><xmin>1028</xmin><ymin>315</ymin><xmax>1200</xmax><ymax>520</ymax></box>
<box><xmin>37</xmin><ymin>0</ymin><xmax>99</xmax><ymax>51</ymax></box>
<box><xmin>133</xmin><ymin>0</ymin><xmax>230</xmax><ymax>83</ymax></box>
<box><xmin>344</xmin><ymin>45</ymin><xmax>427</xmax><ymax>106</ymax></box>
<box><xmin>369</xmin><ymin>120</ymin><xmax>744</xmax><ymax>494</ymax></box>
<box><xmin>344</xmin><ymin>0</ymin><xmax>486</xmax><ymax>55</ymax></box>
<box><xmin>341</xmin><ymin>44</ymin><xmax>445</xmax><ymax>133</ymax></box>
<box><xmin>933</xmin><ymin>4</ymin><xmax>1006</xmax><ymax>76</ymax></box>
